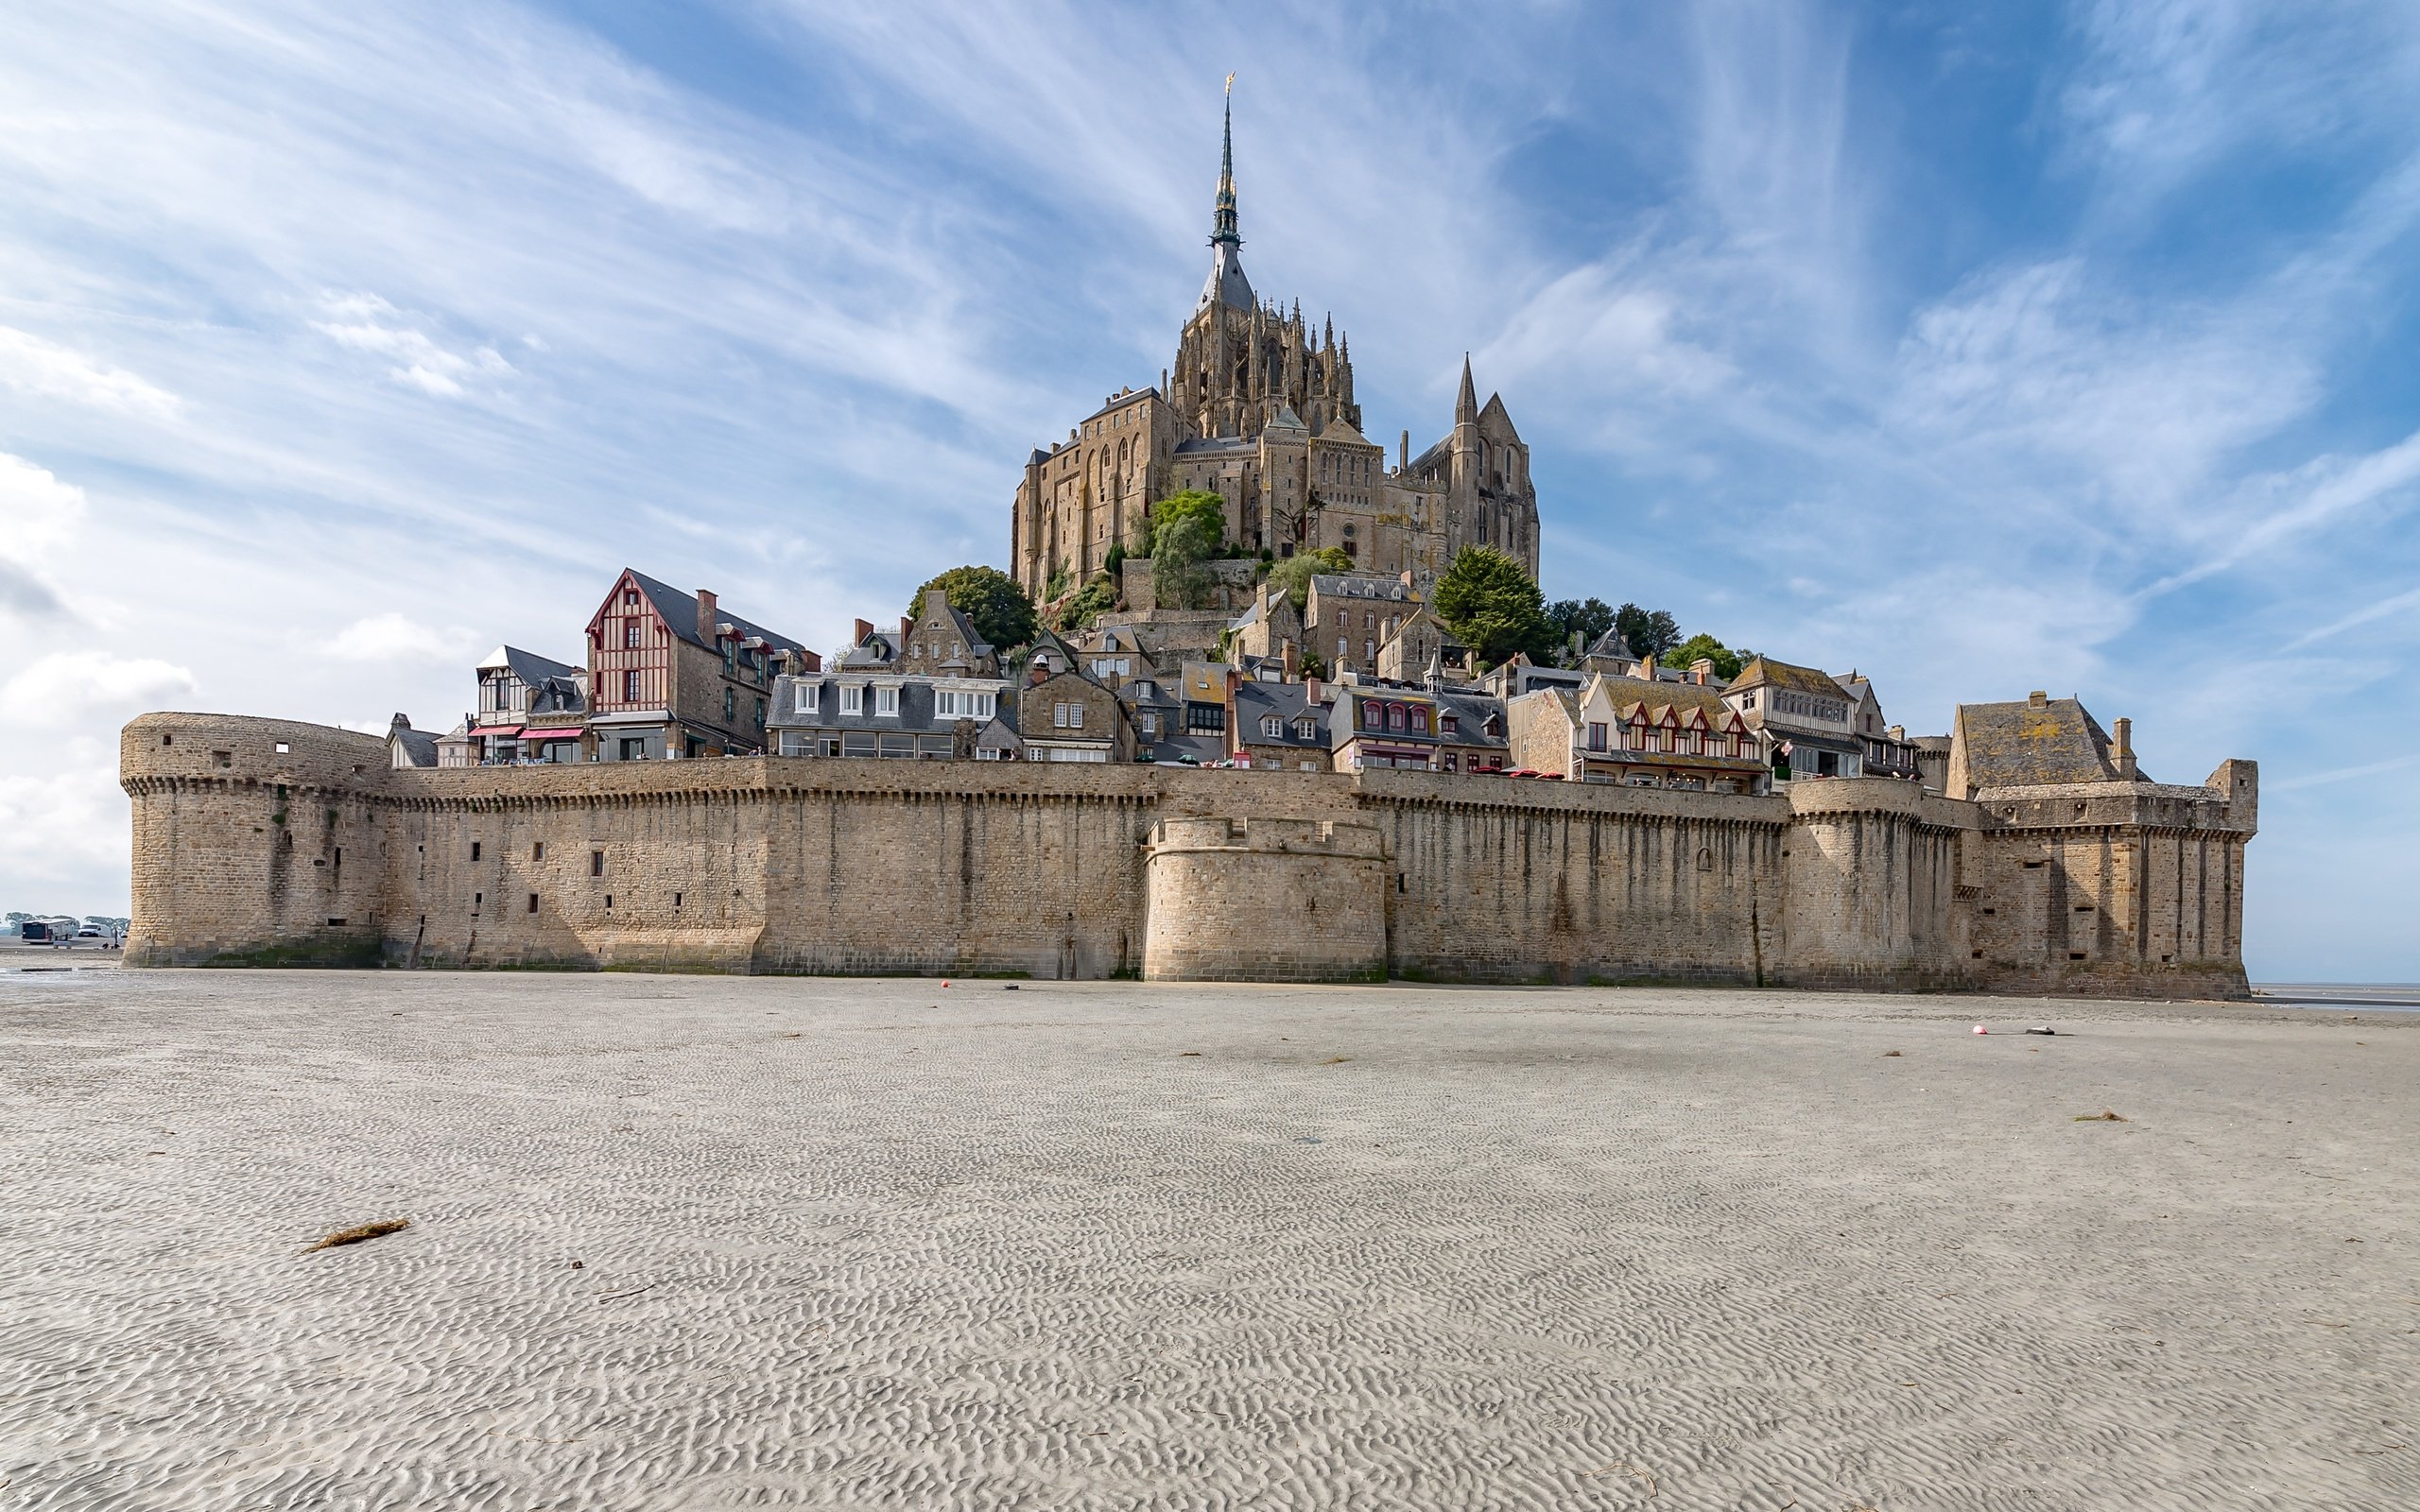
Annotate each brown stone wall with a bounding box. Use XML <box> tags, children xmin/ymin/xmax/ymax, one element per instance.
<box><xmin>1362</xmin><ymin>774</ymin><xmax>1785</xmax><ymax>985</ymax></box>
<box><xmin>1777</xmin><ymin>780</ymin><xmax>1972</xmax><ymax>990</ymax></box>
<box><xmin>120</xmin><ymin>713</ymin><xmax>2256</xmax><ymax>997</ymax></box>
<box><xmin>1144</xmin><ymin>817</ymin><xmax>1388</xmax><ymax>981</ymax></box>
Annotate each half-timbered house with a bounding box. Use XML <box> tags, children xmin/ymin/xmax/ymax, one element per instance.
<box><xmin>583</xmin><ymin>569</ymin><xmax>814</xmax><ymax>761</ymax></box>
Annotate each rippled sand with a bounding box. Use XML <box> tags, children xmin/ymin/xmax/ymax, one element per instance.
<box><xmin>2</xmin><ymin>971</ymin><xmax>2412</xmax><ymax>1510</ymax></box>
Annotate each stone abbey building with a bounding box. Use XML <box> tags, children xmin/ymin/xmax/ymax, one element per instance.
<box><xmin>1011</xmin><ymin>91</ymin><xmax>1542</xmax><ymax>597</ymax></box>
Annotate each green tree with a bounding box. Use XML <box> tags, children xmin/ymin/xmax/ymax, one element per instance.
<box><xmin>1266</xmin><ymin>545</ymin><xmax>1352</xmax><ymax>612</ymax></box>
<box><xmin>1054</xmin><ymin>572</ymin><xmax>1117</xmax><ymax>634</ymax></box>
<box><xmin>1547</xmin><ymin>596</ymin><xmax>1616</xmax><ymax>653</ymax></box>
<box><xmin>1433</xmin><ymin>546</ymin><xmax>1559</xmax><ymax>668</ymax></box>
<box><xmin>1148</xmin><ymin>490</ymin><xmax>1227</xmax><ymax>610</ymax></box>
<box><xmin>1660</xmin><ymin>632</ymin><xmax>1746</xmax><ymax>681</ymax></box>
<box><xmin>910</xmin><ymin>565</ymin><xmax>1038</xmax><ymax>653</ymax></box>
<box><xmin>1615</xmin><ymin>603</ymin><xmax>1682</xmax><ymax>660</ymax></box>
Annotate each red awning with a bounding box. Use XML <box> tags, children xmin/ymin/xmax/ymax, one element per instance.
<box><xmin>520</xmin><ymin>728</ymin><xmax>583</xmax><ymax>740</ymax></box>
<box><xmin>468</xmin><ymin>725</ymin><xmax>523</xmax><ymax>737</ymax></box>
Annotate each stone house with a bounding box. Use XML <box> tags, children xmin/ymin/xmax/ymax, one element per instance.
<box><xmin>1115</xmin><ymin>670</ymin><xmax>1183</xmax><ymax>757</ymax></box>
<box><xmin>1016</xmin><ymin>645</ymin><xmax>1137</xmax><ymax>763</ymax></box>
<box><xmin>583</xmin><ymin>570</ymin><xmax>812</xmax><ymax>761</ymax></box>
<box><xmin>1074</xmin><ymin>622</ymin><xmax>1157</xmax><ymax>692</ymax></box>
<box><xmin>1305</xmin><ymin>571</ymin><xmax>1418</xmax><ymax>679</ymax></box>
<box><xmin>894</xmin><ymin>588</ymin><xmax>1001</xmax><ymax>679</ymax></box>
<box><xmin>1223</xmin><ymin>580</ymin><xmax>1304</xmax><ymax>670</ymax></box>
<box><xmin>1374</xmin><ymin>606</ymin><xmax>1468</xmax><ymax>685</ymax></box>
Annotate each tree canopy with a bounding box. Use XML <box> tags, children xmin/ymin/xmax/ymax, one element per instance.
<box><xmin>1148</xmin><ymin>490</ymin><xmax>1228</xmax><ymax>610</ymax></box>
<box><xmin>1266</xmin><ymin>545</ymin><xmax>1352</xmax><ymax>612</ymax></box>
<box><xmin>1432</xmin><ymin>546</ymin><xmax>1559</xmax><ymax>668</ymax></box>
<box><xmin>1660</xmin><ymin>632</ymin><xmax>1747</xmax><ymax>681</ymax></box>
<box><xmin>1615</xmin><ymin>603</ymin><xmax>1682</xmax><ymax>660</ymax></box>
<box><xmin>1547</xmin><ymin>596</ymin><xmax>1616</xmax><ymax>658</ymax></box>
<box><xmin>908</xmin><ymin>565</ymin><xmax>1036</xmax><ymax>653</ymax></box>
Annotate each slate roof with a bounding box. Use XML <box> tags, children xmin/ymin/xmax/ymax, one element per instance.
<box><xmin>1954</xmin><ymin>697</ymin><xmax>2128</xmax><ymax>788</ymax></box>
<box><xmin>387</xmin><ymin>714</ymin><xmax>438</xmax><ymax>767</ymax></box>
<box><xmin>1234</xmin><ymin>680</ymin><xmax>1330</xmax><ymax>750</ymax></box>
<box><xmin>1172</xmin><ymin>435</ymin><xmax>1256</xmax><ymax>458</ymax></box>
<box><xmin>835</xmin><ymin>631</ymin><xmax>901</xmax><ymax>670</ymax></box>
<box><xmin>479</xmin><ymin>645</ymin><xmax>581</xmax><ymax>686</ymax></box>
<box><xmin>1309</xmin><ymin>573</ymin><xmax>1413</xmax><ymax>603</ymax></box>
<box><xmin>1432</xmin><ymin>689</ymin><xmax>1509</xmax><ymax>750</ymax></box>
<box><xmin>1728</xmin><ymin>656</ymin><xmax>1849</xmax><ymax>700</ymax></box>
<box><xmin>627</xmin><ymin>570</ymin><xmax>804</xmax><ymax>656</ymax></box>
<box><xmin>1582</xmin><ymin>627</ymin><xmax>1637</xmax><ymax>663</ymax></box>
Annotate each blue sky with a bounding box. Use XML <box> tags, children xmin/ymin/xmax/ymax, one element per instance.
<box><xmin>2</xmin><ymin>1</ymin><xmax>2415</xmax><ymax>980</ymax></box>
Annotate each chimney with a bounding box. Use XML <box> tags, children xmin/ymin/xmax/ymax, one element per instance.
<box><xmin>1690</xmin><ymin>657</ymin><xmax>1714</xmax><ymax>686</ymax></box>
<box><xmin>1637</xmin><ymin>655</ymin><xmax>1657</xmax><ymax>682</ymax></box>
<box><xmin>1399</xmin><ymin>429</ymin><xmax>1409</xmax><ymax>471</ymax></box>
<box><xmin>696</xmin><ymin>589</ymin><xmax>717</xmax><ymax>642</ymax></box>
<box><xmin>2028</xmin><ymin>689</ymin><xmax>2048</xmax><ymax>709</ymax></box>
<box><xmin>2114</xmin><ymin>716</ymin><xmax>2137</xmax><ymax>779</ymax></box>
<box><xmin>923</xmin><ymin>587</ymin><xmax>949</xmax><ymax>617</ymax></box>
<box><xmin>899</xmin><ymin>616</ymin><xmax>913</xmax><ymax>645</ymax></box>
<box><xmin>1305</xmin><ymin>675</ymin><xmax>1323</xmax><ymax>707</ymax></box>
<box><xmin>1028</xmin><ymin>656</ymin><xmax>1048</xmax><ymax>686</ymax></box>
<box><xmin>1400</xmin><ymin>569</ymin><xmax>1414</xmax><ymax>591</ymax></box>
<box><xmin>1281</xmin><ymin>637</ymin><xmax>1300</xmax><ymax>680</ymax></box>
<box><xmin>854</xmin><ymin>618</ymin><xmax>873</xmax><ymax>645</ymax></box>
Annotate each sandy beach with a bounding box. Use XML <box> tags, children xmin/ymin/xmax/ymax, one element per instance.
<box><xmin>1</xmin><ymin>971</ymin><xmax>2411</xmax><ymax>1511</ymax></box>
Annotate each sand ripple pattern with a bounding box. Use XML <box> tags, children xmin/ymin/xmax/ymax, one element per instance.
<box><xmin>1</xmin><ymin>973</ymin><xmax>2412</xmax><ymax>1510</ymax></box>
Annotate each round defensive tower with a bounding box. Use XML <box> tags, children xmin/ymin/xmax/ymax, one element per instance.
<box><xmin>1141</xmin><ymin>816</ymin><xmax>1390</xmax><ymax>982</ymax></box>
<box><xmin>118</xmin><ymin>713</ymin><xmax>393</xmax><ymax>967</ymax></box>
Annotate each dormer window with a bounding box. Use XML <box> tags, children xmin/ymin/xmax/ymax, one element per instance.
<box><xmin>1262</xmin><ymin>715</ymin><xmax>1283</xmax><ymax>738</ymax></box>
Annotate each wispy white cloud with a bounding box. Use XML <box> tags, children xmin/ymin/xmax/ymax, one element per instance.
<box><xmin>0</xmin><ymin>324</ymin><xmax>180</xmax><ymax>417</ymax></box>
<box><xmin>313</xmin><ymin>293</ymin><xmax>515</xmax><ymax>399</ymax></box>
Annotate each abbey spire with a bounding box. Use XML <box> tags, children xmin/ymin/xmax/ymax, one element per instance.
<box><xmin>1213</xmin><ymin>72</ymin><xmax>1240</xmax><ymax>248</ymax></box>
<box><xmin>1197</xmin><ymin>74</ymin><xmax>1254</xmax><ymax>315</ymax></box>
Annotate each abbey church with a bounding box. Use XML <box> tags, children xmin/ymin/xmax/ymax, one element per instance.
<box><xmin>1011</xmin><ymin>91</ymin><xmax>1543</xmax><ymax>599</ymax></box>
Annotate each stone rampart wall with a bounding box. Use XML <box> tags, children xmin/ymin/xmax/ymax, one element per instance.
<box><xmin>119</xmin><ymin>713</ymin><xmax>2256</xmax><ymax>997</ymax></box>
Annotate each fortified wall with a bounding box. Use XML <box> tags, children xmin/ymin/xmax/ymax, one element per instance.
<box><xmin>120</xmin><ymin>712</ymin><xmax>2257</xmax><ymax>998</ymax></box>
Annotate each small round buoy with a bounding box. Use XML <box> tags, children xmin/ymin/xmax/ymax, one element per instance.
<box><xmin>1973</xmin><ymin>1023</ymin><xmax>1988</xmax><ymax>1035</ymax></box>
<box><xmin>942</xmin><ymin>979</ymin><xmax>952</xmax><ymax>988</ymax></box>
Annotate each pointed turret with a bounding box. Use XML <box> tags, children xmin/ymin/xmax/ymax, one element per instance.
<box><xmin>1456</xmin><ymin>352</ymin><xmax>1478</xmax><ymax>425</ymax></box>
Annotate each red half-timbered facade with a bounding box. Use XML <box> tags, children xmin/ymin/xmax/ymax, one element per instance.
<box><xmin>583</xmin><ymin>569</ymin><xmax>815</xmax><ymax>761</ymax></box>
